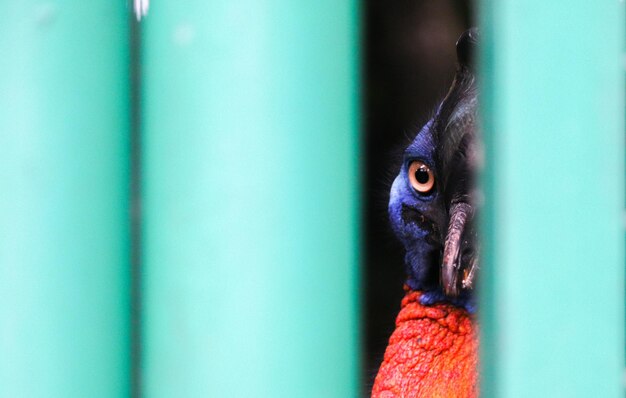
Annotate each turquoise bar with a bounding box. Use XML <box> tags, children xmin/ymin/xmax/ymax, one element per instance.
<box><xmin>141</xmin><ymin>1</ymin><xmax>360</xmax><ymax>397</ymax></box>
<box><xmin>0</xmin><ymin>2</ymin><xmax>130</xmax><ymax>397</ymax></box>
<box><xmin>480</xmin><ymin>1</ymin><xmax>625</xmax><ymax>397</ymax></box>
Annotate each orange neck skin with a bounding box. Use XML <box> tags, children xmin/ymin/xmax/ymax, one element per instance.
<box><xmin>371</xmin><ymin>289</ymin><xmax>478</xmax><ymax>398</ymax></box>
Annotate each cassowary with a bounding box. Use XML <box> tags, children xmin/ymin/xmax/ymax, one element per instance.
<box><xmin>372</xmin><ymin>29</ymin><xmax>480</xmax><ymax>398</ymax></box>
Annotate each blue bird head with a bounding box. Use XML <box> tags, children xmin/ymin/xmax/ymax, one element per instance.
<box><xmin>388</xmin><ymin>29</ymin><xmax>480</xmax><ymax>310</ymax></box>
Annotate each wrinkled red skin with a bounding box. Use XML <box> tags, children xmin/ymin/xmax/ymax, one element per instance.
<box><xmin>371</xmin><ymin>289</ymin><xmax>478</xmax><ymax>398</ymax></box>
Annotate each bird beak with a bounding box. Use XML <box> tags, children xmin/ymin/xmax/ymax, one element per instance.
<box><xmin>441</xmin><ymin>202</ymin><xmax>473</xmax><ymax>297</ymax></box>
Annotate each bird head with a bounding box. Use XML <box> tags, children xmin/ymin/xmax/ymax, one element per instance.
<box><xmin>388</xmin><ymin>29</ymin><xmax>480</xmax><ymax>306</ymax></box>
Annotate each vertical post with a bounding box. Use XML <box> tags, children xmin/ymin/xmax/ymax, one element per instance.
<box><xmin>0</xmin><ymin>2</ymin><xmax>130</xmax><ymax>397</ymax></box>
<box><xmin>480</xmin><ymin>1</ymin><xmax>625</xmax><ymax>397</ymax></box>
<box><xmin>141</xmin><ymin>1</ymin><xmax>360</xmax><ymax>397</ymax></box>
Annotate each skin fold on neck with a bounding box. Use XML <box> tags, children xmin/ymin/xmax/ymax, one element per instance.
<box><xmin>371</xmin><ymin>289</ymin><xmax>479</xmax><ymax>398</ymax></box>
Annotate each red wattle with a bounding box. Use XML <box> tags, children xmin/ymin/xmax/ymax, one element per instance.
<box><xmin>371</xmin><ymin>289</ymin><xmax>478</xmax><ymax>398</ymax></box>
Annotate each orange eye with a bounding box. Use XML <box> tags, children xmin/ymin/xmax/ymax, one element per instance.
<box><xmin>408</xmin><ymin>161</ymin><xmax>435</xmax><ymax>194</ymax></box>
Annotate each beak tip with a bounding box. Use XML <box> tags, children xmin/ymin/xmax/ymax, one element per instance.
<box><xmin>443</xmin><ymin>284</ymin><xmax>459</xmax><ymax>298</ymax></box>
<box><xmin>441</xmin><ymin>272</ymin><xmax>459</xmax><ymax>297</ymax></box>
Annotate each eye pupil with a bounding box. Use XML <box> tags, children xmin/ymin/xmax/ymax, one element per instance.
<box><xmin>408</xmin><ymin>161</ymin><xmax>435</xmax><ymax>194</ymax></box>
<box><xmin>415</xmin><ymin>168</ymin><xmax>430</xmax><ymax>184</ymax></box>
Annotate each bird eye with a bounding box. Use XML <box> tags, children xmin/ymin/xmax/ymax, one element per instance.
<box><xmin>408</xmin><ymin>161</ymin><xmax>435</xmax><ymax>194</ymax></box>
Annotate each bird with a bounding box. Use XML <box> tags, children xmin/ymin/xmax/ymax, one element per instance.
<box><xmin>371</xmin><ymin>29</ymin><xmax>480</xmax><ymax>398</ymax></box>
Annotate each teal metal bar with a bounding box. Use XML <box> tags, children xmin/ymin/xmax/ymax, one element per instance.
<box><xmin>141</xmin><ymin>1</ymin><xmax>360</xmax><ymax>397</ymax></box>
<box><xmin>0</xmin><ymin>2</ymin><xmax>130</xmax><ymax>397</ymax></box>
<box><xmin>480</xmin><ymin>1</ymin><xmax>625</xmax><ymax>397</ymax></box>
